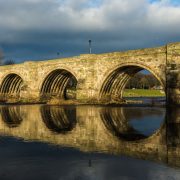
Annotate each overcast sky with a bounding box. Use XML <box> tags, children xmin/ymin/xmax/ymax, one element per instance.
<box><xmin>0</xmin><ymin>0</ymin><xmax>180</xmax><ymax>63</ymax></box>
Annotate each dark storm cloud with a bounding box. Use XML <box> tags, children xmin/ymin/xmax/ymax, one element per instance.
<box><xmin>0</xmin><ymin>0</ymin><xmax>180</xmax><ymax>62</ymax></box>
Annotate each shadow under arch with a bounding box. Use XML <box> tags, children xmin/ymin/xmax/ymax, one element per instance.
<box><xmin>40</xmin><ymin>69</ymin><xmax>77</xmax><ymax>102</ymax></box>
<box><xmin>40</xmin><ymin>106</ymin><xmax>77</xmax><ymax>133</ymax></box>
<box><xmin>100</xmin><ymin>107</ymin><xmax>165</xmax><ymax>141</ymax></box>
<box><xmin>99</xmin><ymin>64</ymin><xmax>165</xmax><ymax>102</ymax></box>
<box><xmin>0</xmin><ymin>73</ymin><xmax>23</xmax><ymax>101</ymax></box>
<box><xmin>1</xmin><ymin>106</ymin><xmax>23</xmax><ymax>128</ymax></box>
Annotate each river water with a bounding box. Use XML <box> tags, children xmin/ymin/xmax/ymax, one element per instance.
<box><xmin>0</xmin><ymin>104</ymin><xmax>180</xmax><ymax>179</ymax></box>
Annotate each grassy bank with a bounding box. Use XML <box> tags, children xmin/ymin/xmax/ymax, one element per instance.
<box><xmin>123</xmin><ymin>89</ymin><xmax>165</xmax><ymax>97</ymax></box>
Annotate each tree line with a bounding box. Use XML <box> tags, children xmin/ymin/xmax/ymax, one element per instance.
<box><xmin>126</xmin><ymin>72</ymin><xmax>161</xmax><ymax>89</ymax></box>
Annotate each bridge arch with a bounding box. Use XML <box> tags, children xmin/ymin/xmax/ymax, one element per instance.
<box><xmin>0</xmin><ymin>73</ymin><xmax>23</xmax><ymax>101</ymax></box>
<box><xmin>40</xmin><ymin>69</ymin><xmax>77</xmax><ymax>101</ymax></box>
<box><xmin>99</xmin><ymin>63</ymin><xmax>165</xmax><ymax>102</ymax></box>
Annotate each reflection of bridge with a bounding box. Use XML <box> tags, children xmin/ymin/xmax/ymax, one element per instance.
<box><xmin>0</xmin><ymin>42</ymin><xmax>180</xmax><ymax>104</ymax></box>
<box><xmin>0</xmin><ymin>105</ymin><xmax>180</xmax><ymax>167</ymax></box>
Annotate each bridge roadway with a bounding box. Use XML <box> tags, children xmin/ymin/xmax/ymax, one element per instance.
<box><xmin>0</xmin><ymin>105</ymin><xmax>180</xmax><ymax>167</ymax></box>
<box><xmin>0</xmin><ymin>42</ymin><xmax>179</xmax><ymax>104</ymax></box>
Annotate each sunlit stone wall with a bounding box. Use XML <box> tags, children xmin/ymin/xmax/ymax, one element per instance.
<box><xmin>0</xmin><ymin>42</ymin><xmax>179</xmax><ymax>104</ymax></box>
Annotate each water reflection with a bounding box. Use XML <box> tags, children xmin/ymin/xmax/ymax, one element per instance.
<box><xmin>124</xmin><ymin>107</ymin><xmax>165</xmax><ymax>136</ymax></box>
<box><xmin>41</xmin><ymin>106</ymin><xmax>76</xmax><ymax>133</ymax></box>
<box><xmin>100</xmin><ymin>108</ymin><xmax>147</xmax><ymax>141</ymax></box>
<box><xmin>166</xmin><ymin>108</ymin><xmax>180</xmax><ymax>148</ymax></box>
<box><xmin>0</xmin><ymin>105</ymin><xmax>180</xmax><ymax>168</ymax></box>
<box><xmin>1</xmin><ymin>106</ymin><xmax>23</xmax><ymax>128</ymax></box>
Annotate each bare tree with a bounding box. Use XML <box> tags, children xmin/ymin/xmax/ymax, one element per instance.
<box><xmin>4</xmin><ymin>59</ymin><xmax>15</xmax><ymax>65</ymax></box>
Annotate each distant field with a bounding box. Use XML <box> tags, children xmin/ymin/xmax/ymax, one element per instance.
<box><xmin>123</xmin><ymin>89</ymin><xmax>165</xmax><ymax>97</ymax></box>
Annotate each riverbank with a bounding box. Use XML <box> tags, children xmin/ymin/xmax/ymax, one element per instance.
<box><xmin>123</xmin><ymin>89</ymin><xmax>165</xmax><ymax>97</ymax></box>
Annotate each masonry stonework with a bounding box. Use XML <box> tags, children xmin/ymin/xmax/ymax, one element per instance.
<box><xmin>0</xmin><ymin>42</ymin><xmax>179</xmax><ymax>105</ymax></box>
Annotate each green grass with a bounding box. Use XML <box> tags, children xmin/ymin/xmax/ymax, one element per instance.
<box><xmin>123</xmin><ymin>89</ymin><xmax>165</xmax><ymax>97</ymax></box>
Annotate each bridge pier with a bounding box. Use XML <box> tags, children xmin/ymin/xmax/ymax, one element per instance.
<box><xmin>166</xmin><ymin>43</ymin><xmax>180</xmax><ymax>105</ymax></box>
<box><xmin>75</xmin><ymin>76</ymin><xmax>100</xmax><ymax>104</ymax></box>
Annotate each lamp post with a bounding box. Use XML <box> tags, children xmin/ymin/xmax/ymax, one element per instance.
<box><xmin>89</xmin><ymin>40</ymin><xmax>92</xmax><ymax>54</ymax></box>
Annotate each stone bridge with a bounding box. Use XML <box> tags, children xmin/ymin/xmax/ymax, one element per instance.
<box><xmin>0</xmin><ymin>42</ymin><xmax>180</xmax><ymax>104</ymax></box>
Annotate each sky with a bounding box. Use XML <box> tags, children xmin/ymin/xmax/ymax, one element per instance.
<box><xmin>0</xmin><ymin>0</ymin><xmax>180</xmax><ymax>63</ymax></box>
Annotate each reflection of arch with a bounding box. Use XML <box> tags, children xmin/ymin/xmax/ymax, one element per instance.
<box><xmin>1</xmin><ymin>106</ymin><xmax>23</xmax><ymax>128</ymax></box>
<box><xmin>41</xmin><ymin>106</ymin><xmax>76</xmax><ymax>133</ymax></box>
<box><xmin>0</xmin><ymin>74</ymin><xmax>23</xmax><ymax>101</ymax></box>
<box><xmin>99</xmin><ymin>64</ymin><xmax>164</xmax><ymax>102</ymax></box>
<box><xmin>40</xmin><ymin>69</ymin><xmax>77</xmax><ymax>101</ymax></box>
<box><xmin>100</xmin><ymin>107</ymin><xmax>148</xmax><ymax>141</ymax></box>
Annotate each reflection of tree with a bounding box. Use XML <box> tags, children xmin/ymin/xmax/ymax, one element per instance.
<box><xmin>1</xmin><ymin>106</ymin><xmax>23</xmax><ymax>128</ymax></box>
<box><xmin>100</xmin><ymin>108</ymin><xmax>147</xmax><ymax>141</ymax></box>
<box><xmin>41</xmin><ymin>106</ymin><xmax>76</xmax><ymax>133</ymax></box>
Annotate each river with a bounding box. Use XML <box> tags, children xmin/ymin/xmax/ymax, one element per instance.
<box><xmin>0</xmin><ymin>104</ymin><xmax>180</xmax><ymax>179</ymax></box>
